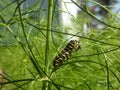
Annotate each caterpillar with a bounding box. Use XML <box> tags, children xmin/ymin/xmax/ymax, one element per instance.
<box><xmin>53</xmin><ymin>40</ymin><xmax>80</xmax><ymax>68</ymax></box>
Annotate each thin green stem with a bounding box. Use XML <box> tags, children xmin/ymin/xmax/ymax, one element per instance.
<box><xmin>101</xmin><ymin>48</ymin><xmax>110</xmax><ymax>90</ymax></box>
<box><xmin>45</xmin><ymin>0</ymin><xmax>53</xmax><ymax>69</ymax></box>
<box><xmin>44</xmin><ymin>0</ymin><xmax>54</xmax><ymax>90</ymax></box>
<box><xmin>16</xmin><ymin>0</ymin><xmax>43</xmax><ymax>77</ymax></box>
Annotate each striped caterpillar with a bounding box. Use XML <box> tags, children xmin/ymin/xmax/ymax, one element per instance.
<box><xmin>53</xmin><ymin>40</ymin><xmax>80</xmax><ymax>68</ymax></box>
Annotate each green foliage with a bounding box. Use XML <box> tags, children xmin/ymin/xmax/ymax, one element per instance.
<box><xmin>0</xmin><ymin>0</ymin><xmax>120</xmax><ymax>90</ymax></box>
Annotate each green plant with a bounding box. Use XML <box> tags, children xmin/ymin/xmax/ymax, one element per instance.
<box><xmin>0</xmin><ymin>0</ymin><xmax>120</xmax><ymax>90</ymax></box>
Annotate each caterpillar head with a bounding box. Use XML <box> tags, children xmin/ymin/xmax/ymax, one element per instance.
<box><xmin>69</xmin><ymin>40</ymin><xmax>80</xmax><ymax>51</ymax></box>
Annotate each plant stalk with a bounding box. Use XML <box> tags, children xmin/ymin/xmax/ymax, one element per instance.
<box><xmin>44</xmin><ymin>0</ymin><xmax>54</xmax><ymax>90</ymax></box>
